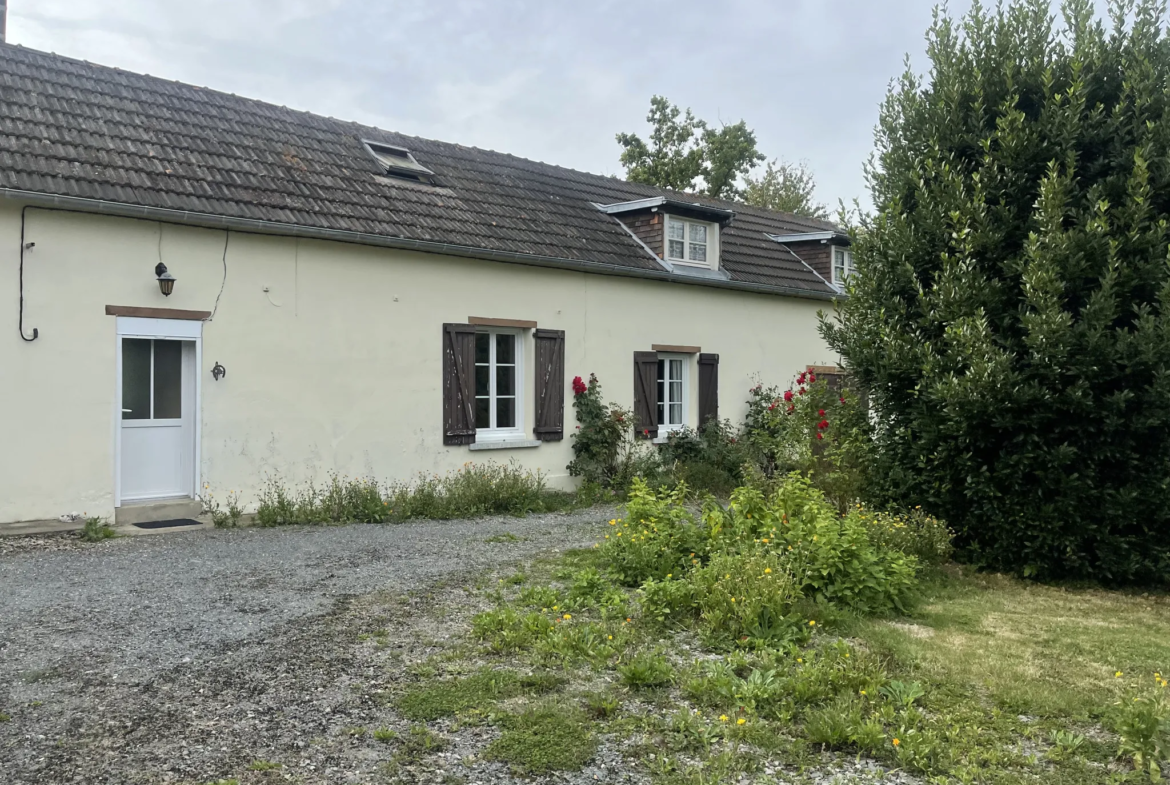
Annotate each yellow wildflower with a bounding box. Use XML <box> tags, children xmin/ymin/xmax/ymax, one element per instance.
<box><xmin>1116</xmin><ymin>671</ymin><xmax>1123</xmax><ymax>678</ymax></box>
<box><xmin>764</xmin><ymin>568</ymin><xmax>772</xmax><ymax>574</ymax></box>
<box><xmin>563</xmin><ymin>614</ymin><xmax>571</xmax><ymax>620</ymax></box>
<box><xmin>893</xmin><ymin>738</ymin><xmax>901</xmax><ymax>747</ymax></box>
<box><xmin>736</xmin><ymin>718</ymin><xmax>746</xmax><ymax>725</ymax></box>
<box><xmin>809</xmin><ymin>620</ymin><xmax>816</xmax><ymax>626</ymax></box>
<box><xmin>719</xmin><ymin>715</ymin><xmax>729</xmax><ymax>722</ymax></box>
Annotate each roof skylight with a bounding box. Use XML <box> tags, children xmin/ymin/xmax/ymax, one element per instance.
<box><xmin>362</xmin><ymin>140</ymin><xmax>437</xmax><ymax>184</ymax></box>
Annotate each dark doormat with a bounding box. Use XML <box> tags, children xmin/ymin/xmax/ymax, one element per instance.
<box><xmin>132</xmin><ymin>518</ymin><xmax>203</xmax><ymax>530</ymax></box>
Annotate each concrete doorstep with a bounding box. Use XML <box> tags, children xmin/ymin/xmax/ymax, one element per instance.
<box><xmin>1</xmin><ymin>498</ymin><xmax>212</xmax><ymax>538</ymax></box>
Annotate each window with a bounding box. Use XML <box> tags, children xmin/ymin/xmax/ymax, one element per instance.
<box><xmin>657</xmin><ymin>354</ymin><xmax>688</xmax><ymax>432</ymax></box>
<box><xmin>362</xmin><ymin>140</ymin><xmax>437</xmax><ymax>184</ymax></box>
<box><xmin>474</xmin><ymin>330</ymin><xmax>522</xmax><ymax>438</ymax></box>
<box><xmin>665</xmin><ymin>216</ymin><xmax>717</xmax><ymax>268</ymax></box>
<box><xmin>121</xmin><ymin>338</ymin><xmax>183</xmax><ymax>420</ymax></box>
<box><xmin>832</xmin><ymin>246</ymin><xmax>855</xmax><ymax>287</ymax></box>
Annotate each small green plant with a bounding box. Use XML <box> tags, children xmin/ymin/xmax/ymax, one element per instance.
<box><xmin>471</xmin><ymin>608</ymin><xmax>554</xmax><ymax>653</ymax></box>
<box><xmin>484</xmin><ymin>705</ymin><xmax>597</xmax><ymax>773</ymax></box>
<box><xmin>880</xmin><ymin>680</ymin><xmax>926</xmax><ymax>711</ymax></box>
<box><xmin>618</xmin><ymin>650</ymin><xmax>673</xmax><ymax>689</ymax></box>
<box><xmin>582</xmin><ymin>691</ymin><xmax>620</xmax><ymax>719</ymax></box>
<box><xmin>344</xmin><ymin>726</ymin><xmax>367</xmax><ymax>737</ymax></box>
<box><xmin>1109</xmin><ymin>684</ymin><xmax>1170</xmax><ymax>782</ymax></box>
<box><xmin>203</xmin><ymin>486</ymin><xmax>245</xmax><ymax>527</ymax></box>
<box><xmin>373</xmin><ymin>727</ymin><xmax>398</xmax><ymax>743</ymax></box>
<box><xmin>484</xmin><ymin>532</ymin><xmax>523</xmax><ymax>544</ymax></box>
<box><xmin>0</xmin><ymin>712</ymin><xmax>10</xmax><ymax>722</ymax></box>
<box><xmin>246</xmin><ymin>760</ymin><xmax>281</xmax><ymax>771</ymax></box>
<box><xmin>79</xmin><ymin>516</ymin><xmax>116</xmax><ymax>542</ymax></box>
<box><xmin>397</xmin><ymin>668</ymin><xmax>561</xmax><ymax>721</ymax></box>
<box><xmin>1046</xmin><ymin>729</ymin><xmax>1087</xmax><ymax>761</ymax></box>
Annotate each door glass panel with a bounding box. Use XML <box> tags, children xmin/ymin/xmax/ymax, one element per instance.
<box><xmin>475</xmin><ymin>333</ymin><xmax>490</xmax><ymax>364</ymax></box>
<box><xmin>153</xmin><ymin>340</ymin><xmax>183</xmax><ymax>419</ymax></box>
<box><xmin>475</xmin><ymin>366</ymin><xmax>490</xmax><ymax>397</ymax></box>
<box><xmin>122</xmin><ymin>339</ymin><xmax>151</xmax><ymax>420</ymax></box>
<box><xmin>475</xmin><ymin>397</ymin><xmax>491</xmax><ymax>428</ymax></box>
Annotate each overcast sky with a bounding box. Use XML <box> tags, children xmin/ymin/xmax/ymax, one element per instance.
<box><xmin>3</xmin><ymin>1</ymin><xmax>1108</xmax><ymax>212</ymax></box>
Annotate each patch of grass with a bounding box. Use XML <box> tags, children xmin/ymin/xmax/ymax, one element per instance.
<box><xmin>617</xmin><ymin>650</ymin><xmax>673</xmax><ymax>689</ymax></box>
<box><xmin>393</xmin><ymin>724</ymin><xmax>448</xmax><ymax>764</ymax></box>
<box><xmin>853</xmin><ymin>567</ymin><xmax>1170</xmax><ymax>719</ymax></box>
<box><xmin>397</xmin><ymin>668</ymin><xmax>563</xmax><ymax>721</ymax></box>
<box><xmin>245</xmin><ymin>760</ymin><xmax>281</xmax><ymax>771</ymax></box>
<box><xmin>79</xmin><ymin>516</ymin><xmax>116</xmax><ymax>542</ymax></box>
<box><xmin>484</xmin><ymin>705</ymin><xmax>597</xmax><ymax>774</ymax></box>
<box><xmin>373</xmin><ymin>726</ymin><xmax>398</xmax><ymax>742</ymax></box>
<box><xmin>254</xmin><ymin>462</ymin><xmax>601</xmax><ymax>526</ymax></box>
<box><xmin>484</xmin><ymin>532</ymin><xmax>524</xmax><ymax>544</ymax></box>
<box><xmin>582</xmin><ymin>691</ymin><xmax>620</xmax><ymax>719</ymax></box>
<box><xmin>0</xmin><ymin>712</ymin><xmax>10</xmax><ymax>723</ymax></box>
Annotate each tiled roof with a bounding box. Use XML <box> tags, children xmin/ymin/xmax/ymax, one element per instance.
<box><xmin>0</xmin><ymin>43</ymin><xmax>839</xmax><ymax>297</ymax></box>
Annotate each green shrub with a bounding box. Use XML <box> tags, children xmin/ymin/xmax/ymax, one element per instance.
<box><xmin>253</xmin><ymin>462</ymin><xmax>574</xmax><ymax>526</ymax></box>
<box><xmin>568</xmin><ymin>373</ymin><xmax>661</xmax><ymax>488</ymax></box>
<box><xmin>1109</xmin><ymin>681</ymin><xmax>1170</xmax><ymax>782</ymax></box>
<box><xmin>396</xmin><ymin>668</ymin><xmax>562</xmax><ymax>721</ymax></box>
<box><xmin>821</xmin><ymin>0</ymin><xmax>1170</xmax><ymax>584</ymax></box>
<box><xmin>727</xmin><ymin>478</ymin><xmax>920</xmax><ymax>614</ymax></box>
<box><xmin>657</xmin><ymin>420</ymin><xmax>752</xmax><ymax>496</ymax></box>
<box><xmin>689</xmin><ymin>553</ymin><xmax>805</xmax><ymax>647</ymax></box>
<box><xmin>860</xmin><ymin>506</ymin><xmax>953</xmax><ymax>567</ymax></box>
<box><xmin>598</xmin><ymin>480</ymin><xmax>709</xmax><ymax>586</ymax></box>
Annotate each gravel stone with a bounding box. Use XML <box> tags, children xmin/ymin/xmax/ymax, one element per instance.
<box><xmin>0</xmin><ymin>510</ymin><xmax>613</xmax><ymax>784</ymax></box>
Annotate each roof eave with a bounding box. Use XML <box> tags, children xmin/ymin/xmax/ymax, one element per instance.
<box><xmin>767</xmin><ymin>230</ymin><xmax>850</xmax><ymax>245</ymax></box>
<box><xmin>2</xmin><ymin>188</ymin><xmax>839</xmax><ymax>302</ymax></box>
<box><xmin>597</xmin><ymin>196</ymin><xmax>736</xmax><ymax>225</ymax></box>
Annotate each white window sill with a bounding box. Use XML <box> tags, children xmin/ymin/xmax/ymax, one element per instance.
<box><xmin>469</xmin><ymin>439</ymin><xmax>542</xmax><ymax>451</ymax></box>
<box><xmin>652</xmin><ymin>431</ymin><xmax>684</xmax><ymax>445</ymax></box>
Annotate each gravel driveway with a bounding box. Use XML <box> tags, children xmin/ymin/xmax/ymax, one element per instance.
<box><xmin>0</xmin><ymin>510</ymin><xmax>610</xmax><ymax>784</ymax></box>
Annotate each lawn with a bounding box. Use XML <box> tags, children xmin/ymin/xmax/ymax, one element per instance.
<box><xmin>377</xmin><ymin>552</ymin><xmax>1169</xmax><ymax>785</ymax></box>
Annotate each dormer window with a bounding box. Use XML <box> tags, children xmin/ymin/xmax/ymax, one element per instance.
<box><xmin>832</xmin><ymin>246</ymin><xmax>855</xmax><ymax>287</ymax></box>
<box><xmin>665</xmin><ymin>216</ymin><xmax>718</xmax><ymax>269</ymax></box>
<box><xmin>362</xmin><ymin>140</ymin><xmax>437</xmax><ymax>184</ymax></box>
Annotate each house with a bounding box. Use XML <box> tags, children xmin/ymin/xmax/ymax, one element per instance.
<box><xmin>0</xmin><ymin>42</ymin><xmax>850</xmax><ymax>528</ymax></box>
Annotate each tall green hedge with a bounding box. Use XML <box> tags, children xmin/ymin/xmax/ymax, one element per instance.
<box><xmin>822</xmin><ymin>0</ymin><xmax>1170</xmax><ymax>583</ymax></box>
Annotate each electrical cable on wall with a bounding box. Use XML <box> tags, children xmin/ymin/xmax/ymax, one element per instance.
<box><xmin>209</xmin><ymin>230</ymin><xmax>230</xmax><ymax>320</ymax></box>
<box><xmin>18</xmin><ymin>206</ymin><xmax>38</xmax><ymax>342</ymax></box>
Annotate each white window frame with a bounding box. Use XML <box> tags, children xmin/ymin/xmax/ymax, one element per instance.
<box><xmin>664</xmin><ymin>215</ymin><xmax>719</xmax><ymax>270</ymax></box>
<box><xmin>474</xmin><ymin>328</ymin><xmax>525</xmax><ymax>442</ymax></box>
<box><xmin>832</xmin><ymin>246</ymin><xmax>855</xmax><ymax>288</ymax></box>
<box><xmin>656</xmin><ymin>353</ymin><xmax>689</xmax><ymax>435</ymax></box>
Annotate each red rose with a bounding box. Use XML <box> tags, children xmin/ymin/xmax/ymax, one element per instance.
<box><xmin>797</xmin><ymin>372</ymin><xmax>807</xmax><ymax>384</ymax></box>
<box><xmin>818</xmin><ymin>420</ymin><xmax>829</xmax><ymax>430</ymax></box>
<box><xmin>787</xmin><ymin>405</ymin><xmax>795</xmax><ymax>414</ymax></box>
<box><xmin>643</xmin><ymin>429</ymin><xmax>650</xmax><ymax>437</ymax></box>
<box><xmin>768</xmin><ymin>403</ymin><xmax>776</xmax><ymax>411</ymax></box>
<box><xmin>572</xmin><ymin>376</ymin><xmax>587</xmax><ymax>396</ymax></box>
<box><xmin>840</xmin><ymin>397</ymin><xmax>846</xmax><ymax>404</ymax></box>
<box><xmin>783</xmin><ymin>390</ymin><xmax>794</xmax><ymax>402</ymax></box>
<box><xmin>818</xmin><ymin>409</ymin><xmax>825</xmax><ymax>416</ymax></box>
<box><xmin>798</xmin><ymin>388</ymin><xmax>806</xmax><ymax>396</ymax></box>
<box><xmin>816</xmin><ymin>432</ymin><xmax>824</xmax><ymax>440</ymax></box>
<box><xmin>809</xmin><ymin>374</ymin><xmax>817</xmax><ymax>383</ymax></box>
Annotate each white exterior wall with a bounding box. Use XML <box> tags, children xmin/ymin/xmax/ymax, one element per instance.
<box><xmin>0</xmin><ymin>203</ymin><xmax>836</xmax><ymax>523</ymax></box>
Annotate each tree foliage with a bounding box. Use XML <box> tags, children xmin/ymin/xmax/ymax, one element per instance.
<box><xmin>822</xmin><ymin>0</ymin><xmax>1170</xmax><ymax>583</ymax></box>
<box><xmin>616</xmin><ymin>96</ymin><xmax>765</xmax><ymax>200</ymax></box>
<box><xmin>743</xmin><ymin>159</ymin><xmax>831</xmax><ymax>220</ymax></box>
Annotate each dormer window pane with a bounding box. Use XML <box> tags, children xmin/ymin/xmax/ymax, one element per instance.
<box><xmin>665</xmin><ymin>216</ymin><xmax>717</xmax><ymax>269</ymax></box>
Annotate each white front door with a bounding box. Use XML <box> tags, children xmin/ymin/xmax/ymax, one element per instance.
<box><xmin>117</xmin><ymin>319</ymin><xmax>200</xmax><ymax>504</ymax></box>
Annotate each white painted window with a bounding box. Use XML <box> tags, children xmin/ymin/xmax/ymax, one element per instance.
<box><xmin>832</xmin><ymin>246</ymin><xmax>855</xmax><ymax>287</ymax></box>
<box><xmin>657</xmin><ymin>354</ymin><xmax>688</xmax><ymax>432</ymax></box>
<box><xmin>475</xmin><ymin>329</ymin><xmax>523</xmax><ymax>440</ymax></box>
<box><xmin>665</xmin><ymin>216</ymin><xmax>718</xmax><ymax>269</ymax></box>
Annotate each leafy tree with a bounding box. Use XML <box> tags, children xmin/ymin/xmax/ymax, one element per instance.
<box><xmin>821</xmin><ymin>0</ymin><xmax>1170</xmax><ymax>583</ymax></box>
<box><xmin>616</xmin><ymin>96</ymin><xmax>764</xmax><ymax>199</ymax></box>
<box><xmin>742</xmin><ymin>159</ymin><xmax>830</xmax><ymax>220</ymax></box>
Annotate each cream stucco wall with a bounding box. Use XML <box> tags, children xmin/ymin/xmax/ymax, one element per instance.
<box><xmin>0</xmin><ymin>203</ymin><xmax>836</xmax><ymax>523</ymax></box>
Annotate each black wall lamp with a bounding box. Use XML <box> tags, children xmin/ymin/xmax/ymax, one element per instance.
<box><xmin>155</xmin><ymin>262</ymin><xmax>176</xmax><ymax>296</ymax></box>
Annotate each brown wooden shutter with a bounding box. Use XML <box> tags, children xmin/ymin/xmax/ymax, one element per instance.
<box><xmin>443</xmin><ymin>323</ymin><xmax>477</xmax><ymax>445</ymax></box>
<box><xmin>698</xmin><ymin>353</ymin><xmax>719</xmax><ymax>429</ymax></box>
<box><xmin>533</xmin><ymin>328</ymin><xmax>565</xmax><ymax>441</ymax></box>
<box><xmin>633</xmin><ymin>351</ymin><xmax>659</xmax><ymax>439</ymax></box>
